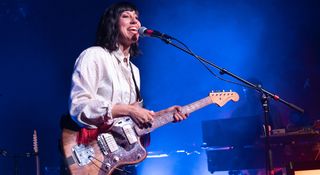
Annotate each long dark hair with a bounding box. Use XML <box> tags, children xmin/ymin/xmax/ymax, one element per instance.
<box><xmin>95</xmin><ymin>2</ymin><xmax>140</xmax><ymax>57</ymax></box>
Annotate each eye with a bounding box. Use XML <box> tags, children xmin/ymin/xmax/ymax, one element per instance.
<box><xmin>122</xmin><ymin>14</ymin><xmax>129</xmax><ymax>18</ymax></box>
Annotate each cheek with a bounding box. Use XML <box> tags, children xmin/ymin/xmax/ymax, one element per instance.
<box><xmin>119</xmin><ymin>22</ymin><xmax>125</xmax><ymax>29</ymax></box>
<box><xmin>137</xmin><ymin>21</ymin><xmax>141</xmax><ymax>28</ymax></box>
<box><xmin>119</xmin><ymin>22</ymin><xmax>130</xmax><ymax>32</ymax></box>
<box><xmin>118</xmin><ymin>19</ymin><xmax>127</xmax><ymax>28</ymax></box>
<box><xmin>119</xmin><ymin>24</ymin><xmax>127</xmax><ymax>35</ymax></box>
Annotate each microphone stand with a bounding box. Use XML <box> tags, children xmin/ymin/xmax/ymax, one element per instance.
<box><xmin>157</xmin><ymin>36</ymin><xmax>304</xmax><ymax>175</ymax></box>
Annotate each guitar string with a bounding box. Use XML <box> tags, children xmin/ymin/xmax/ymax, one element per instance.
<box><xmin>88</xmin><ymin>155</ymin><xmax>131</xmax><ymax>174</ymax></box>
<box><xmin>88</xmin><ymin>155</ymin><xmax>108</xmax><ymax>172</ymax></box>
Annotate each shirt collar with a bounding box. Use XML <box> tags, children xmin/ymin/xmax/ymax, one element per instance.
<box><xmin>113</xmin><ymin>48</ymin><xmax>130</xmax><ymax>64</ymax></box>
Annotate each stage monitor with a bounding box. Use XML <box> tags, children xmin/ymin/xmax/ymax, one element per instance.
<box><xmin>202</xmin><ymin>116</ymin><xmax>263</xmax><ymax>147</ymax></box>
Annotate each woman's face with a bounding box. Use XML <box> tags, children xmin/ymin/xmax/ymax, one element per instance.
<box><xmin>118</xmin><ymin>10</ymin><xmax>141</xmax><ymax>47</ymax></box>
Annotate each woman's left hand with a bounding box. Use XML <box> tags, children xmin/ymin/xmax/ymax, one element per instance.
<box><xmin>168</xmin><ymin>105</ymin><xmax>189</xmax><ymax>122</ymax></box>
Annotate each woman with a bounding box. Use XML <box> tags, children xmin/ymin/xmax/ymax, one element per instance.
<box><xmin>68</xmin><ymin>2</ymin><xmax>188</xmax><ymax>174</ymax></box>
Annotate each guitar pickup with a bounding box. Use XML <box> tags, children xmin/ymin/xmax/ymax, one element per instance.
<box><xmin>123</xmin><ymin>124</ymin><xmax>138</xmax><ymax>144</ymax></box>
<box><xmin>100</xmin><ymin>133</ymin><xmax>119</xmax><ymax>153</ymax></box>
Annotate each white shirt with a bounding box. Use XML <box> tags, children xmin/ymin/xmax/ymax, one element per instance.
<box><xmin>69</xmin><ymin>46</ymin><xmax>140</xmax><ymax>128</ymax></box>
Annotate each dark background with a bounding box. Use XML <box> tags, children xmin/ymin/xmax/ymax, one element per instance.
<box><xmin>0</xmin><ymin>0</ymin><xmax>319</xmax><ymax>174</ymax></box>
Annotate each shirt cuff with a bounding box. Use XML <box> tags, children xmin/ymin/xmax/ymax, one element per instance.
<box><xmin>104</xmin><ymin>104</ymin><xmax>114</xmax><ymax>125</ymax></box>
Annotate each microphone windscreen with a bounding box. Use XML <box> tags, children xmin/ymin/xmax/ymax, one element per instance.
<box><xmin>138</xmin><ymin>26</ymin><xmax>147</xmax><ymax>37</ymax></box>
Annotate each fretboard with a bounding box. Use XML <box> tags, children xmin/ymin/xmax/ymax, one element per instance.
<box><xmin>135</xmin><ymin>96</ymin><xmax>213</xmax><ymax>136</ymax></box>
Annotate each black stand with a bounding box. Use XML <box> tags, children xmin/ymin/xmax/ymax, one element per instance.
<box><xmin>260</xmin><ymin>90</ymin><xmax>273</xmax><ymax>175</ymax></box>
<box><xmin>0</xmin><ymin>149</ymin><xmax>35</xmax><ymax>175</ymax></box>
<box><xmin>157</xmin><ymin>36</ymin><xmax>304</xmax><ymax>175</ymax></box>
<box><xmin>13</xmin><ymin>153</ymin><xmax>34</xmax><ymax>175</ymax></box>
<box><xmin>14</xmin><ymin>155</ymin><xmax>19</xmax><ymax>175</ymax></box>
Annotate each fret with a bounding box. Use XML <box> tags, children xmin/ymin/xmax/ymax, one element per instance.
<box><xmin>183</xmin><ymin>97</ymin><xmax>212</xmax><ymax>113</ymax></box>
<box><xmin>137</xmin><ymin>96</ymin><xmax>213</xmax><ymax>135</ymax></box>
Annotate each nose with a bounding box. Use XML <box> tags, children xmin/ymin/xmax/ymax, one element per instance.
<box><xmin>130</xmin><ymin>17</ymin><xmax>139</xmax><ymax>24</ymax></box>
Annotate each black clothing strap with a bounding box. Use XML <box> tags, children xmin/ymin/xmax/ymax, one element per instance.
<box><xmin>129</xmin><ymin>63</ymin><xmax>150</xmax><ymax>148</ymax></box>
<box><xmin>129</xmin><ymin>63</ymin><xmax>142</xmax><ymax>101</ymax></box>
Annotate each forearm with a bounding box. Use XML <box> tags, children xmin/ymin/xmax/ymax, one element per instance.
<box><xmin>111</xmin><ymin>104</ymin><xmax>134</xmax><ymax>118</ymax></box>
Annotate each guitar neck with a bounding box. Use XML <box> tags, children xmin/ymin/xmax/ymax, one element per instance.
<box><xmin>135</xmin><ymin>96</ymin><xmax>213</xmax><ymax>136</ymax></box>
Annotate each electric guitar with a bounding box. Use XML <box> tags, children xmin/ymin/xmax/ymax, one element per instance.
<box><xmin>62</xmin><ymin>91</ymin><xmax>239</xmax><ymax>175</ymax></box>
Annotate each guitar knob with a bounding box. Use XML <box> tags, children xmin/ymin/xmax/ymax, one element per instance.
<box><xmin>137</xmin><ymin>154</ymin><xmax>141</xmax><ymax>160</ymax></box>
<box><xmin>113</xmin><ymin>156</ymin><xmax>120</xmax><ymax>162</ymax></box>
<box><xmin>105</xmin><ymin>163</ymin><xmax>111</xmax><ymax>170</ymax></box>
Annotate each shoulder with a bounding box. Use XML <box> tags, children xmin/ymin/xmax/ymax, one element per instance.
<box><xmin>79</xmin><ymin>46</ymin><xmax>111</xmax><ymax>59</ymax></box>
<box><xmin>75</xmin><ymin>46</ymin><xmax>111</xmax><ymax>67</ymax></box>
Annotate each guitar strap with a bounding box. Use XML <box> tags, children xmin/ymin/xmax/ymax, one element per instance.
<box><xmin>130</xmin><ymin>62</ymin><xmax>150</xmax><ymax>147</ymax></box>
<box><xmin>129</xmin><ymin>62</ymin><xmax>142</xmax><ymax>102</ymax></box>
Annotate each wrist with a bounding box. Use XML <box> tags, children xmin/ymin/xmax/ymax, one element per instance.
<box><xmin>103</xmin><ymin>104</ymin><xmax>114</xmax><ymax>125</ymax></box>
<box><xmin>112</xmin><ymin>104</ymin><xmax>133</xmax><ymax>117</ymax></box>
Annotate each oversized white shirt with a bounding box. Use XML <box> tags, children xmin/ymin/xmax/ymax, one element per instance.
<box><xmin>69</xmin><ymin>46</ymin><xmax>140</xmax><ymax>128</ymax></box>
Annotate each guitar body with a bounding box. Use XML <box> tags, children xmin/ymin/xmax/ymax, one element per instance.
<box><xmin>62</xmin><ymin>117</ymin><xmax>147</xmax><ymax>175</ymax></box>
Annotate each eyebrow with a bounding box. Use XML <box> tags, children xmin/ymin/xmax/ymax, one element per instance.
<box><xmin>122</xmin><ymin>11</ymin><xmax>138</xmax><ymax>16</ymax></box>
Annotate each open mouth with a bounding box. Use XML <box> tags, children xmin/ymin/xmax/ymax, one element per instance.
<box><xmin>128</xmin><ymin>27</ymin><xmax>138</xmax><ymax>33</ymax></box>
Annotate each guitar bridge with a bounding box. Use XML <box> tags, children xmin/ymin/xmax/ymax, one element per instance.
<box><xmin>71</xmin><ymin>144</ymin><xmax>94</xmax><ymax>166</ymax></box>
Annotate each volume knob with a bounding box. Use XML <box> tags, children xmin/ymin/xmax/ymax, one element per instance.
<box><xmin>137</xmin><ymin>154</ymin><xmax>141</xmax><ymax>160</ymax></box>
<box><xmin>105</xmin><ymin>163</ymin><xmax>111</xmax><ymax>170</ymax></box>
<box><xmin>113</xmin><ymin>156</ymin><xmax>120</xmax><ymax>162</ymax></box>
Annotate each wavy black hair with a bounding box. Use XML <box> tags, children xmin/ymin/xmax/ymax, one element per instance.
<box><xmin>95</xmin><ymin>2</ymin><xmax>140</xmax><ymax>57</ymax></box>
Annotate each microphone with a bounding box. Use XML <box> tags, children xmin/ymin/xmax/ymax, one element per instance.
<box><xmin>138</xmin><ymin>26</ymin><xmax>173</xmax><ymax>39</ymax></box>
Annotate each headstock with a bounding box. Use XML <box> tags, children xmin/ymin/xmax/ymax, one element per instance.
<box><xmin>209</xmin><ymin>90</ymin><xmax>239</xmax><ymax>107</ymax></box>
<box><xmin>33</xmin><ymin>130</ymin><xmax>38</xmax><ymax>154</ymax></box>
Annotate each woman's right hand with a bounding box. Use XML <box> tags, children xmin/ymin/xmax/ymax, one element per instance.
<box><xmin>128</xmin><ymin>102</ymin><xmax>155</xmax><ymax>127</ymax></box>
<box><xmin>112</xmin><ymin>102</ymin><xmax>155</xmax><ymax>128</ymax></box>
